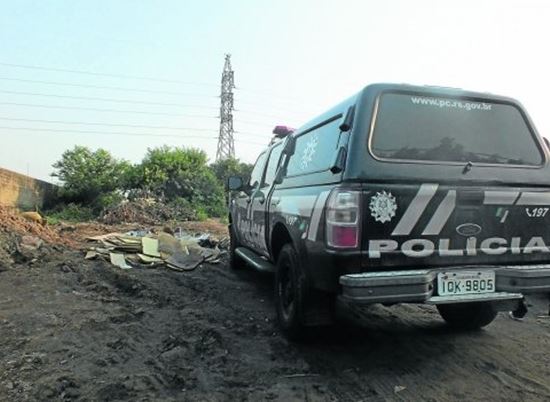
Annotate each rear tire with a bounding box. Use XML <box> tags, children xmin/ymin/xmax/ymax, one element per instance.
<box><xmin>275</xmin><ymin>244</ymin><xmax>309</xmax><ymax>340</ymax></box>
<box><xmin>229</xmin><ymin>223</ymin><xmax>245</xmax><ymax>270</ymax></box>
<box><xmin>437</xmin><ymin>302</ymin><xmax>497</xmax><ymax>330</ymax></box>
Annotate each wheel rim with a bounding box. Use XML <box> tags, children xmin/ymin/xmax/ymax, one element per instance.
<box><xmin>279</xmin><ymin>260</ymin><xmax>295</xmax><ymax>320</ymax></box>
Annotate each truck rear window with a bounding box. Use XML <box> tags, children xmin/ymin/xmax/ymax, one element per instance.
<box><xmin>371</xmin><ymin>92</ymin><xmax>543</xmax><ymax>166</ymax></box>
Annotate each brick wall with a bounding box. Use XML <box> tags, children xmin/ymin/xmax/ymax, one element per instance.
<box><xmin>0</xmin><ymin>168</ymin><xmax>57</xmax><ymax>210</ymax></box>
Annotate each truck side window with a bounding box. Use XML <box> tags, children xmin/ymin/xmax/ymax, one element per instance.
<box><xmin>249</xmin><ymin>151</ymin><xmax>268</xmax><ymax>188</ymax></box>
<box><xmin>286</xmin><ymin>118</ymin><xmax>341</xmax><ymax>176</ymax></box>
<box><xmin>263</xmin><ymin>143</ymin><xmax>283</xmax><ymax>187</ymax></box>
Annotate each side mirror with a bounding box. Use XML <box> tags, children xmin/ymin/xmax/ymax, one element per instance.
<box><xmin>227</xmin><ymin>176</ymin><xmax>244</xmax><ymax>191</ymax></box>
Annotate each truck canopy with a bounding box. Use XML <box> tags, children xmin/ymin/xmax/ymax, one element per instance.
<box><xmin>345</xmin><ymin>84</ymin><xmax>550</xmax><ymax>186</ymax></box>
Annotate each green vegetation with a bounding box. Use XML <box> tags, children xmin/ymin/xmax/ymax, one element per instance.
<box><xmin>210</xmin><ymin>157</ymin><xmax>253</xmax><ymax>189</ymax></box>
<box><xmin>49</xmin><ymin>145</ymin><xmax>253</xmax><ymax>221</ymax></box>
<box><xmin>52</xmin><ymin>146</ymin><xmax>131</xmax><ymax>204</ymax></box>
<box><xmin>46</xmin><ymin>203</ymin><xmax>95</xmax><ymax>223</ymax></box>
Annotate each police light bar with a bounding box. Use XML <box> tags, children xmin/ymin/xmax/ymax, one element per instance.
<box><xmin>272</xmin><ymin>125</ymin><xmax>295</xmax><ymax>138</ymax></box>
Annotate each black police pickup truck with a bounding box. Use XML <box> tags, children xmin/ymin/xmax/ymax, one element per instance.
<box><xmin>227</xmin><ymin>83</ymin><xmax>550</xmax><ymax>339</ymax></box>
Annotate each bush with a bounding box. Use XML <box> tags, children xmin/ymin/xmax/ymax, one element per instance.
<box><xmin>166</xmin><ymin>197</ymin><xmax>198</xmax><ymax>221</ymax></box>
<box><xmin>137</xmin><ymin>146</ymin><xmax>208</xmax><ymax>197</ymax></box>
<box><xmin>194</xmin><ymin>207</ymin><xmax>209</xmax><ymax>222</ymax></box>
<box><xmin>133</xmin><ymin>146</ymin><xmax>226</xmax><ymax>216</ymax></box>
<box><xmin>93</xmin><ymin>192</ymin><xmax>126</xmax><ymax>213</ymax></box>
<box><xmin>50</xmin><ymin>145</ymin><xmax>252</xmax><ymax>222</ymax></box>
<box><xmin>46</xmin><ymin>203</ymin><xmax>95</xmax><ymax>223</ymax></box>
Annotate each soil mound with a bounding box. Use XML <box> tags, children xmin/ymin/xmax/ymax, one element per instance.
<box><xmin>0</xmin><ymin>206</ymin><xmax>76</xmax><ymax>248</ymax></box>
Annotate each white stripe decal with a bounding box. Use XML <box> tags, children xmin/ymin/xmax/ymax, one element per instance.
<box><xmin>500</xmin><ymin>210</ymin><xmax>509</xmax><ymax>223</ymax></box>
<box><xmin>422</xmin><ymin>190</ymin><xmax>456</xmax><ymax>235</ymax></box>
<box><xmin>516</xmin><ymin>192</ymin><xmax>550</xmax><ymax>206</ymax></box>
<box><xmin>483</xmin><ymin>191</ymin><xmax>519</xmax><ymax>205</ymax></box>
<box><xmin>274</xmin><ymin>195</ymin><xmax>318</xmax><ymax>216</ymax></box>
<box><xmin>307</xmin><ymin>191</ymin><xmax>331</xmax><ymax>241</ymax></box>
<box><xmin>392</xmin><ymin>184</ymin><xmax>438</xmax><ymax>236</ymax></box>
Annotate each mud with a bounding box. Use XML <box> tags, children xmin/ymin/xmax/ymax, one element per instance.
<box><xmin>1</xmin><ymin>245</ymin><xmax>550</xmax><ymax>401</ymax></box>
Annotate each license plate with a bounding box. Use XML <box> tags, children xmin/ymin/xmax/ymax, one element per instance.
<box><xmin>437</xmin><ymin>271</ymin><xmax>495</xmax><ymax>296</ymax></box>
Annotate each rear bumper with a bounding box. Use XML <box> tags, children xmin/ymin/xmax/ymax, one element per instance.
<box><xmin>339</xmin><ymin>264</ymin><xmax>550</xmax><ymax>307</ymax></box>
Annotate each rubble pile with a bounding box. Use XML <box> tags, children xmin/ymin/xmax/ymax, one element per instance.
<box><xmin>85</xmin><ymin>229</ymin><xmax>229</xmax><ymax>271</ymax></box>
<box><xmin>0</xmin><ymin>206</ymin><xmax>76</xmax><ymax>248</ymax></box>
<box><xmin>0</xmin><ymin>232</ymin><xmax>17</xmax><ymax>267</ymax></box>
<box><xmin>100</xmin><ymin>198</ymin><xmax>195</xmax><ymax>225</ymax></box>
<box><xmin>0</xmin><ymin>207</ymin><xmax>79</xmax><ymax>268</ymax></box>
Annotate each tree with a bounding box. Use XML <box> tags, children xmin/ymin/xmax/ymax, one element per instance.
<box><xmin>135</xmin><ymin>146</ymin><xmax>226</xmax><ymax>215</ymax></box>
<box><xmin>210</xmin><ymin>158</ymin><xmax>253</xmax><ymax>189</ymax></box>
<box><xmin>51</xmin><ymin>146</ymin><xmax>129</xmax><ymax>203</ymax></box>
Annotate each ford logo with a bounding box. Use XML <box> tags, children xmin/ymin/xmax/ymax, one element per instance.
<box><xmin>456</xmin><ymin>223</ymin><xmax>482</xmax><ymax>237</ymax></box>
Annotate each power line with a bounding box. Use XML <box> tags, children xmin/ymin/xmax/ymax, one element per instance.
<box><xmin>0</xmin><ymin>62</ymin><xmax>323</xmax><ymax>105</ymax></box>
<box><xmin>0</xmin><ymin>76</ymin><xmax>315</xmax><ymax>120</ymax></box>
<box><xmin>234</xmin><ymin>118</ymin><xmax>277</xmax><ymax>128</ymax></box>
<box><xmin>234</xmin><ymin>99</ymin><xmax>314</xmax><ymax>116</ymax></box>
<box><xmin>0</xmin><ymin>77</ymin><xmax>218</xmax><ymax>97</ymax></box>
<box><xmin>234</xmin><ymin>109</ymin><xmax>283</xmax><ymax>119</ymax></box>
<box><xmin>0</xmin><ymin>116</ymin><xmax>270</xmax><ymax>138</ymax></box>
<box><xmin>0</xmin><ymin>61</ymin><xmax>218</xmax><ymax>87</ymax></box>
<box><xmin>0</xmin><ymin>125</ymin><xmax>217</xmax><ymax>139</ymax></box>
<box><xmin>0</xmin><ymin>101</ymin><xmax>217</xmax><ymax>118</ymax></box>
<box><xmin>234</xmin><ymin>109</ymin><xmax>300</xmax><ymax>120</ymax></box>
<box><xmin>235</xmin><ymin>86</ymin><xmax>326</xmax><ymax>108</ymax></box>
<box><xmin>234</xmin><ymin>138</ymin><xmax>268</xmax><ymax>146</ymax></box>
<box><xmin>0</xmin><ymin>89</ymin><xmax>219</xmax><ymax>109</ymax></box>
<box><xmin>0</xmin><ymin>71</ymin><xmax>319</xmax><ymax>118</ymax></box>
<box><xmin>0</xmin><ymin>103</ymin><xmax>289</xmax><ymax>130</ymax></box>
<box><xmin>0</xmin><ymin>87</ymin><xmax>303</xmax><ymax>124</ymax></box>
<box><xmin>0</xmin><ymin>62</ymin><xmax>325</xmax><ymax>107</ymax></box>
<box><xmin>0</xmin><ymin>116</ymin><xmax>218</xmax><ymax>132</ymax></box>
<box><xmin>0</xmin><ymin>125</ymin><xmax>267</xmax><ymax>145</ymax></box>
<box><xmin>235</xmin><ymin>130</ymin><xmax>273</xmax><ymax>138</ymax></box>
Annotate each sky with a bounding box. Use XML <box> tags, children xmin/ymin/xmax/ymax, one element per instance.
<box><xmin>0</xmin><ymin>0</ymin><xmax>549</xmax><ymax>182</ymax></box>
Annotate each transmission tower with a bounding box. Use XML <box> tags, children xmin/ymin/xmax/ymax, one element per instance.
<box><xmin>216</xmin><ymin>54</ymin><xmax>235</xmax><ymax>161</ymax></box>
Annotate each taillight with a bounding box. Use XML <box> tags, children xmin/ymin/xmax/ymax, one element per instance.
<box><xmin>326</xmin><ymin>189</ymin><xmax>360</xmax><ymax>248</ymax></box>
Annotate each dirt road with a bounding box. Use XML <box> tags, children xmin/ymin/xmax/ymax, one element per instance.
<box><xmin>1</xmin><ymin>247</ymin><xmax>550</xmax><ymax>401</ymax></box>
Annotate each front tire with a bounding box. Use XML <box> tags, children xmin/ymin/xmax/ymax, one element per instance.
<box><xmin>275</xmin><ymin>244</ymin><xmax>308</xmax><ymax>340</ymax></box>
<box><xmin>437</xmin><ymin>302</ymin><xmax>497</xmax><ymax>330</ymax></box>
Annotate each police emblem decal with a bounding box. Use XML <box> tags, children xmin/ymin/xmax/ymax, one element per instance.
<box><xmin>300</xmin><ymin>133</ymin><xmax>319</xmax><ymax>171</ymax></box>
<box><xmin>370</xmin><ymin>191</ymin><xmax>397</xmax><ymax>223</ymax></box>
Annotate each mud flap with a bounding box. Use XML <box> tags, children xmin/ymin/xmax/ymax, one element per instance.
<box><xmin>511</xmin><ymin>297</ymin><xmax>528</xmax><ymax>319</ymax></box>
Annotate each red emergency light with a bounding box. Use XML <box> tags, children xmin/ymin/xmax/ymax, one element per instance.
<box><xmin>272</xmin><ymin>125</ymin><xmax>295</xmax><ymax>138</ymax></box>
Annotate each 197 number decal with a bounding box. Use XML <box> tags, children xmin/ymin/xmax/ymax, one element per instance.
<box><xmin>525</xmin><ymin>207</ymin><xmax>549</xmax><ymax>218</ymax></box>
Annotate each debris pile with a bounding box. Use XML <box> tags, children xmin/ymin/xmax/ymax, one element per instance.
<box><xmin>86</xmin><ymin>229</ymin><xmax>228</xmax><ymax>271</ymax></box>
<box><xmin>0</xmin><ymin>207</ymin><xmax>80</xmax><ymax>268</ymax></box>
<box><xmin>100</xmin><ymin>198</ymin><xmax>195</xmax><ymax>225</ymax></box>
<box><xmin>0</xmin><ymin>206</ymin><xmax>76</xmax><ymax>248</ymax></box>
